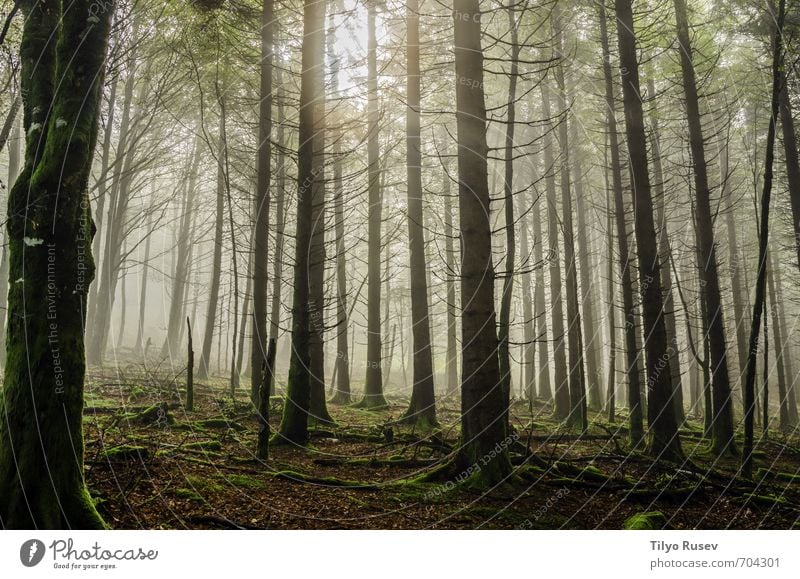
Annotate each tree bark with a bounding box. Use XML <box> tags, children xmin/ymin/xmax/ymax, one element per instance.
<box><xmin>452</xmin><ymin>0</ymin><xmax>512</xmax><ymax>486</ymax></box>
<box><xmin>673</xmin><ymin>0</ymin><xmax>734</xmax><ymax>454</ymax></box>
<box><xmin>0</xmin><ymin>0</ymin><xmax>113</xmax><ymax>528</ymax></box>
<box><xmin>599</xmin><ymin>1</ymin><xmax>643</xmax><ymax>443</ymax></box>
<box><xmin>162</xmin><ymin>135</ymin><xmax>201</xmax><ymax>358</ymax></box>
<box><xmin>251</xmin><ymin>0</ymin><xmax>274</xmax><ymax>403</ymax></box>
<box><xmin>197</xmin><ymin>92</ymin><xmax>227</xmax><ymax>380</ymax></box>
<box><xmin>615</xmin><ymin>0</ymin><xmax>682</xmax><ymax>460</ymax></box>
<box><xmin>442</xmin><ymin>146</ymin><xmax>459</xmax><ymax>397</ymax></box>
<box><xmin>646</xmin><ymin>77</ymin><xmax>684</xmax><ymax>424</ymax></box>
<box><xmin>742</xmin><ymin>0</ymin><xmax>785</xmax><ymax>479</ymax></box>
<box><xmin>553</xmin><ymin>10</ymin><xmax>587</xmax><ymax>431</ymax></box>
<box><xmin>778</xmin><ymin>65</ymin><xmax>800</xmax><ymax>271</ymax></box>
<box><xmin>541</xmin><ymin>81</ymin><xmax>569</xmax><ymax>419</ymax></box>
<box><xmin>328</xmin><ymin>10</ymin><xmax>351</xmax><ymax>405</ymax></box>
<box><xmin>277</xmin><ymin>0</ymin><xmax>326</xmax><ymax>444</ymax></box>
<box><xmin>359</xmin><ymin>0</ymin><xmax>387</xmax><ymax>408</ymax></box>
<box><xmin>401</xmin><ymin>0</ymin><xmax>436</xmax><ymax>426</ymax></box>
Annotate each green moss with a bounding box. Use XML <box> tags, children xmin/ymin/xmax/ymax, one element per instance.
<box><xmin>755</xmin><ymin>469</ymin><xmax>800</xmax><ymax>483</ymax></box>
<box><xmin>184</xmin><ymin>475</ymin><xmax>225</xmax><ymax>494</ymax></box>
<box><xmin>102</xmin><ymin>445</ymin><xmax>149</xmax><ymax>461</ymax></box>
<box><xmin>184</xmin><ymin>440</ymin><xmax>222</xmax><ymax>452</ymax></box>
<box><xmin>737</xmin><ymin>493</ymin><xmax>789</xmax><ymax>507</ymax></box>
<box><xmin>224</xmin><ymin>474</ymin><xmax>268</xmax><ymax>490</ymax></box>
<box><xmin>192</xmin><ymin>418</ymin><xmax>246</xmax><ymax>431</ymax></box>
<box><xmin>624</xmin><ymin>511</ymin><xmax>667</xmax><ymax>530</ymax></box>
<box><xmin>175</xmin><ymin>488</ymin><xmax>204</xmax><ymax>501</ymax></box>
<box><xmin>270</xmin><ymin>470</ymin><xmax>371</xmax><ymax>488</ymax></box>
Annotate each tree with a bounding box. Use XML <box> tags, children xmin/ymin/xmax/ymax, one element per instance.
<box><xmin>358</xmin><ymin>0</ymin><xmax>387</xmax><ymax>408</ymax></box>
<box><xmin>452</xmin><ymin>0</ymin><xmax>512</xmax><ymax>486</ymax></box>
<box><xmin>497</xmin><ymin>2</ymin><xmax>522</xmax><ymax>422</ymax></box>
<box><xmin>328</xmin><ymin>9</ymin><xmax>351</xmax><ymax>405</ymax></box>
<box><xmin>646</xmin><ymin>77</ymin><xmax>685</xmax><ymax>424</ymax></box>
<box><xmin>250</xmin><ymin>0</ymin><xmax>274</xmax><ymax>404</ymax></box>
<box><xmin>540</xmin><ymin>79</ymin><xmax>569</xmax><ymax>419</ymax></box>
<box><xmin>672</xmin><ymin>0</ymin><xmax>734</xmax><ymax>455</ymax></box>
<box><xmin>401</xmin><ymin>0</ymin><xmax>436</xmax><ymax>427</ymax></box>
<box><xmin>615</xmin><ymin>0</ymin><xmax>683</xmax><ymax>461</ymax></box>
<box><xmin>276</xmin><ymin>0</ymin><xmax>326</xmax><ymax>444</ymax></box>
<box><xmin>197</xmin><ymin>87</ymin><xmax>227</xmax><ymax>379</ymax></box>
<box><xmin>553</xmin><ymin>7</ymin><xmax>587</xmax><ymax>431</ymax></box>
<box><xmin>0</xmin><ymin>0</ymin><xmax>114</xmax><ymax>528</ymax></box>
<box><xmin>598</xmin><ymin>0</ymin><xmax>643</xmax><ymax>444</ymax></box>
<box><xmin>742</xmin><ymin>0</ymin><xmax>785</xmax><ymax>479</ymax></box>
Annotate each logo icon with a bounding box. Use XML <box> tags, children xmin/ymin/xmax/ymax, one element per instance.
<box><xmin>20</xmin><ymin>539</ymin><xmax>45</xmax><ymax>567</ymax></box>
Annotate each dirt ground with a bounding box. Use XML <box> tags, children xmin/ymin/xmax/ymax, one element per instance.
<box><xmin>81</xmin><ymin>369</ymin><xmax>800</xmax><ymax>529</ymax></box>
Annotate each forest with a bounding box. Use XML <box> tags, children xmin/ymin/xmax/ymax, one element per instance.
<box><xmin>0</xmin><ymin>0</ymin><xmax>799</xmax><ymax>530</ymax></box>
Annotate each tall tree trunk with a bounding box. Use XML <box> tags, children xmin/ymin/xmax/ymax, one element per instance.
<box><xmin>720</xmin><ymin>140</ymin><xmax>749</xmax><ymax>399</ymax></box>
<box><xmin>778</xmin><ymin>65</ymin><xmax>800</xmax><ymax>271</ymax></box>
<box><xmin>553</xmin><ymin>10</ymin><xmax>587</xmax><ymax>431</ymax></box>
<box><xmin>572</xmin><ymin>121</ymin><xmax>601</xmax><ymax>412</ymax></box>
<box><xmin>359</xmin><ymin>0</ymin><xmax>386</xmax><ymax>408</ymax></box>
<box><xmin>766</xmin><ymin>249</ymin><xmax>789</xmax><ymax>432</ymax></box>
<box><xmin>162</xmin><ymin>135</ymin><xmax>201</xmax><ymax>358</ymax></box>
<box><xmin>329</xmin><ymin>10</ymin><xmax>351</xmax><ymax>405</ymax></box>
<box><xmin>452</xmin><ymin>0</ymin><xmax>511</xmax><ymax>486</ymax></box>
<box><xmin>442</xmin><ymin>146</ymin><xmax>459</xmax><ymax>397</ymax></box>
<box><xmin>401</xmin><ymin>0</ymin><xmax>436</xmax><ymax>426</ymax></box>
<box><xmin>497</xmin><ymin>6</ymin><xmax>521</xmax><ymax>425</ymax></box>
<box><xmin>134</xmin><ymin>214</ymin><xmax>152</xmax><ymax>356</ymax></box>
<box><xmin>307</xmin><ymin>7</ymin><xmax>332</xmax><ymax>423</ymax></box>
<box><xmin>516</xmin><ymin>170</ymin><xmax>535</xmax><ymax>400</ymax></box>
<box><xmin>742</xmin><ymin>0</ymin><xmax>785</xmax><ymax>479</ymax></box>
<box><xmin>541</xmin><ymin>81</ymin><xmax>569</xmax><ymax>419</ymax></box>
<box><xmin>277</xmin><ymin>0</ymin><xmax>326</xmax><ymax>443</ymax></box>
<box><xmin>598</xmin><ymin>1</ymin><xmax>643</xmax><ymax>443</ymax></box>
<box><xmin>646</xmin><ymin>77</ymin><xmax>684</xmax><ymax>424</ymax></box>
<box><xmin>531</xmin><ymin>141</ymin><xmax>551</xmax><ymax>401</ymax></box>
<box><xmin>236</xmin><ymin>248</ymin><xmax>252</xmax><ymax>378</ymax></box>
<box><xmin>197</xmin><ymin>94</ymin><xmax>227</xmax><ymax>380</ymax></box>
<box><xmin>604</xmin><ymin>143</ymin><xmax>617</xmax><ymax>422</ymax></box>
<box><xmin>86</xmin><ymin>54</ymin><xmax>119</xmax><ymax>339</ymax></box>
<box><xmin>86</xmin><ymin>52</ymin><xmax>138</xmax><ymax>366</ymax></box>
<box><xmin>615</xmin><ymin>0</ymin><xmax>683</xmax><ymax>460</ymax></box>
<box><xmin>673</xmin><ymin>0</ymin><xmax>734</xmax><ymax>454</ymax></box>
<box><xmin>268</xmin><ymin>66</ymin><xmax>287</xmax><ymax>396</ymax></box>
<box><xmin>772</xmin><ymin>254</ymin><xmax>798</xmax><ymax>425</ymax></box>
<box><xmin>251</xmin><ymin>0</ymin><xmax>274</xmax><ymax>403</ymax></box>
<box><xmin>0</xmin><ymin>0</ymin><xmax>113</xmax><ymax>528</ymax></box>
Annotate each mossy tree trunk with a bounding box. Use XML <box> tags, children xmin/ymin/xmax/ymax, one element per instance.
<box><xmin>453</xmin><ymin>0</ymin><xmax>512</xmax><ymax>486</ymax></box>
<box><xmin>0</xmin><ymin>0</ymin><xmax>113</xmax><ymax>529</ymax></box>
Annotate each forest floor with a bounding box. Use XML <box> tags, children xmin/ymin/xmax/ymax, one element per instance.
<box><xmin>82</xmin><ymin>368</ymin><xmax>800</xmax><ymax>529</ymax></box>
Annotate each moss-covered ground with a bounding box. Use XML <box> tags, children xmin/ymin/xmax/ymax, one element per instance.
<box><xmin>80</xmin><ymin>369</ymin><xmax>800</xmax><ymax>529</ymax></box>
